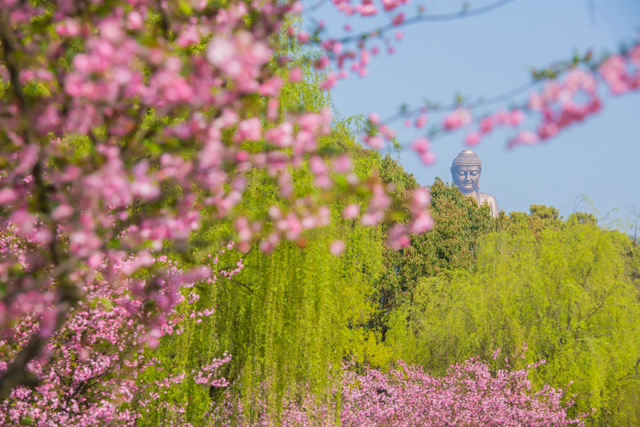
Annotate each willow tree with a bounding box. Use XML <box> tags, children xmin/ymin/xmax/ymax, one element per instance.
<box><xmin>133</xmin><ymin>24</ymin><xmax>396</xmax><ymax>422</ymax></box>
<box><xmin>388</xmin><ymin>210</ymin><xmax>640</xmax><ymax>425</ymax></box>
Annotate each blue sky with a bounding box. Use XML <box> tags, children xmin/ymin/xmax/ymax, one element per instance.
<box><xmin>305</xmin><ymin>0</ymin><xmax>640</xmax><ymax>231</ymax></box>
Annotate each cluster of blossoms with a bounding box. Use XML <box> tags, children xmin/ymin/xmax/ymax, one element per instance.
<box><xmin>398</xmin><ymin>40</ymin><xmax>640</xmax><ymax>153</ymax></box>
<box><xmin>209</xmin><ymin>354</ymin><xmax>587</xmax><ymax>426</ymax></box>
<box><xmin>0</xmin><ymin>0</ymin><xmax>434</xmax><ymax>396</ymax></box>
<box><xmin>293</xmin><ymin>2</ymin><xmax>640</xmax><ymax>161</ymax></box>
<box><xmin>293</xmin><ymin>0</ymin><xmax>411</xmax><ymax>89</ymax></box>
<box><xmin>385</xmin><ymin>187</ymin><xmax>433</xmax><ymax>249</ymax></box>
<box><xmin>329</xmin><ymin>0</ymin><xmax>410</xmax><ymax>18</ymax></box>
<box><xmin>0</xmin><ymin>225</ymin><xmax>235</xmax><ymax>425</ymax></box>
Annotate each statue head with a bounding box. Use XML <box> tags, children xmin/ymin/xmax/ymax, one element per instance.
<box><xmin>451</xmin><ymin>150</ymin><xmax>482</xmax><ymax>194</ymax></box>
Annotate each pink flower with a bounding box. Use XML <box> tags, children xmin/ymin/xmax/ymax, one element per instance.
<box><xmin>366</xmin><ymin>136</ymin><xmax>383</xmax><ymax>148</ymax></box>
<box><xmin>265</xmin><ymin>122</ymin><xmax>293</xmax><ymax>147</ymax></box>
<box><xmin>411</xmin><ymin>137</ymin><xmax>430</xmax><ymax>154</ymax></box>
<box><xmin>235</xmin><ymin>217</ymin><xmax>252</xmax><ymax>242</ymax></box>
<box><xmin>412</xmin><ymin>188</ymin><xmax>431</xmax><ymax>209</ymax></box>
<box><xmin>55</xmin><ymin>19</ymin><xmax>80</xmax><ymax>37</ymax></box>
<box><xmin>333</xmin><ymin>155</ymin><xmax>352</xmax><ymax>173</ymax></box>
<box><xmin>508</xmin><ymin>109</ymin><xmax>525</xmax><ymax>126</ymax></box>
<box><xmin>392</xmin><ymin>12</ymin><xmax>405</xmax><ymax>25</ymax></box>
<box><xmin>309</xmin><ymin>156</ymin><xmax>327</xmax><ymax>175</ymax></box>
<box><xmin>537</xmin><ymin>122</ymin><xmax>559</xmax><ymax>140</ymax></box>
<box><xmin>315</xmin><ymin>56</ymin><xmax>330</xmax><ymax>69</ymax></box>
<box><xmin>297</xmin><ymin>31</ymin><xmax>310</xmax><ymax>43</ymax></box>
<box><xmin>528</xmin><ymin>93</ymin><xmax>544</xmax><ymax>111</ymax></box>
<box><xmin>233</xmin><ymin>117</ymin><xmax>262</xmax><ymax>142</ymax></box>
<box><xmin>289</xmin><ymin>67</ymin><xmax>302</xmax><ymax>82</ymax></box>
<box><xmin>479</xmin><ymin>116</ymin><xmax>494</xmax><ymax>133</ymax></box>
<box><xmin>381</xmin><ymin>0</ymin><xmax>405</xmax><ymax>11</ymax></box>
<box><xmin>176</xmin><ymin>26</ymin><xmax>200</xmax><ymax>47</ymax></box>
<box><xmin>599</xmin><ymin>54</ymin><xmax>629</xmax><ymax>94</ymax></box>
<box><xmin>465</xmin><ymin>131</ymin><xmax>481</xmax><ymax>146</ymax></box>
<box><xmin>277</xmin><ymin>212</ymin><xmax>303</xmax><ymax>240</ymax></box>
<box><xmin>387</xmin><ymin>224</ymin><xmax>410</xmax><ymax>249</ymax></box>
<box><xmin>360</xmin><ymin>49</ymin><xmax>370</xmax><ymax>65</ymax></box>
<box><xmin>317</xmin><ymin>206</ymin><xmax>331</xmax><ymax>226</ymax></box>
<box><xmin>420</xmin><ymin>152</ymin><xmax>436</xmax><ymax>165</ymax></box>
<box><xmin>361</xmin><ymin>211</ymin><xmax>383</xmax><ymax>226</ymax></box>
<box><xmin>259</xmin><ymin>76</ymin><xmax>283</xmax><ymax>96</ymax></box>
<box><xmin>267</xmin><ymin>98</ymin><xmax>279</xmax><ymax>122</ymax></box>
<box><xmin>378</xmin><ymin>124</ymin><xmax>396</xmax><ymax>140</ymax></box>
<box><xmin>443</xmin><ymin>109</ymin><xmax>472</xmax><ymax>130</ymax></box>
<box><xmin>100</xmin><ymin>19</ymin><xmax>125</xmax><ymax>43</ymax></box>
<box><xmin>343</xmin><ymin>204</ymin><xmax>360</xmax><ymax>219</ymax></box>
<box><xmin>509</xmin><ymin>130</ymin><xmax>539</xmax><ymax>148</ymax></box>
<box><xmin>321</xmin><ymin>72</ymin><xmax>337</xmax><ymax>89</ymax></box>
<box><xmin>330</xmin><ymin>240</ymin><xmax>346</xmax><ymax>256</ymax></box>
<box><xmin>359</xmin><ymin>1</ymin><xmax>378</xmax><ymax>16</ymax></box>
<box><xmin>410</xmin><ymin>211</ymin><xmax>434</xmax><ymax>234</ymax></box>
<box><xmin>276</xmin><ymin>212</ymin><xmax>302</xmax><ymax>240</ymax></box>
<box><xmin>51</xmin><ymin>205</ymin><xmax>74</xmax><ymax>220</ymax></box>
<box><xmin>207</xmin><ymin>37</ymin><xmax>234</xmax><ymax>65</ymax></box>
<box><xmin>0</xmin><ymin>188</ymin><xmax>19</xmax><ymax>204</ymax></box>
<box><xmin>127</xmin><ymin>11</ymin><xmax>143</xmax><ymax>30</ymax></box>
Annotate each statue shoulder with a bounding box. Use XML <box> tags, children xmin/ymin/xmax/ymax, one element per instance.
<box><xmin>475</xmin><ymin>191</ymin><xmax>496</xmax><ymax>203</ymax></box>
<box><xmin>476</xmin><ymin>191</ymin><xmax>499</xmax><ymax>218</ymax></box>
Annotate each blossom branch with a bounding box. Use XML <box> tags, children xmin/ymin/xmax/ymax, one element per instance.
<box><xmin>382</xmin><ymin>81</ymin><xmax>535</xmax><ymax>124</ymax></box>
<box><xmin>335</xmin><ymin>0</ymin><xmax>519</xmax><ymax>44</ymax></box>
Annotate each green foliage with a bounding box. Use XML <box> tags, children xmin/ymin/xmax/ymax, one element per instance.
<box><xmin>212</xmin><ymin>226</ymin><xmax>386</xmax><ymax>413</ymax></box>
<box><xmin>377</xmin><ymin>174</ymin><xmax>496</xmax><ymax>317</ymax></box>
<box><xmin>387</xmin><ymin>211</ymin><xmax>640</xmax><ymax>425</ymax></box>
<box><xmin>136</xmin><ymin>215</ymin><xmax>388</xmax><ymax>425</ymax></box>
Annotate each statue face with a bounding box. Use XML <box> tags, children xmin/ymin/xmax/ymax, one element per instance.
<box><xmin>452</xmin><ymin>165</ymin><xmax>481</xmax><ymax>194</ymax></box>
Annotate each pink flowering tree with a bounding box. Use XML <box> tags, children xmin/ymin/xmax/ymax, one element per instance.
<box><xmin>0</xmin><ymin>0</ymin><xmax>433</xmax><ymax>398</ymax></box>
<box><xmin>209</xmin><ymin>352</ymin><xmax>588</xmax><ymax>426</ymax></box>
<box><xmin>0</xmin><ymin>224</ymin><xmax>233</xmax><ymax>425</ymax></box>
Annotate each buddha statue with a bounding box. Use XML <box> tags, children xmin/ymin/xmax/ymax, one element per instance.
<box><xmin>450</xmin><ymin>149</ymin><xmax>499</xmax><ymax>218</ymax></box>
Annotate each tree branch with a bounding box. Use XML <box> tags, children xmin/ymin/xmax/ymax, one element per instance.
<box><xmin>382</xmin><ymin>81</ymin><xmax>534</xmax><ymax>125</ymax></box>
<box><xmin>331</xmin><ymin>0</ymin><xmax>519</xmax><ymax>43</ymax></box>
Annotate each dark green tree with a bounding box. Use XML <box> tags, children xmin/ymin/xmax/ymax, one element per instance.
<box><xmin>377</xmin><ymin>159</ymin><xmax>497</xmax><ymax>323</ymax></box>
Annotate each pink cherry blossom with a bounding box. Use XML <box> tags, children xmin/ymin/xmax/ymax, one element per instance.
<box><xmin>343</xmin><ymin>204</ymin><xmax>361</xmax><ymax>219</ymax></box>
<box><xmin>393</xmin><ymin>12</ymin><xmax>405</xmax><ymax>25</ymax></box>
<box><xmin>289</xmin><ymin>67</ymin><xmax>303</xmax><ymax>82</ymax></box>
<box><xmin>443</xmin><ymin>109</ymin><xmax>472</xmax><ymax>130</ymax></box>
<box><xmin>415</xmin><ymin>114</ymin><xmax>428</xmax><ymax>129</ymax></box>
<box><xmin>234</xmin><ymin>117</ymin><xmax>262</xmax><ymax>142</ymax></box>
<box><xmin>330</xmin><ymin>240</ymin><xmax>346</xmax><ymax>256</ymax></box>
<box><xmin>366</xmin><ymin>135</ymin><xmax>384</xmax><ymax>148</ymax></box>
<box><xmin>465</xmin><ymin>131</ymin><xmax>481</xmax><ymax>146</ymax></box>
